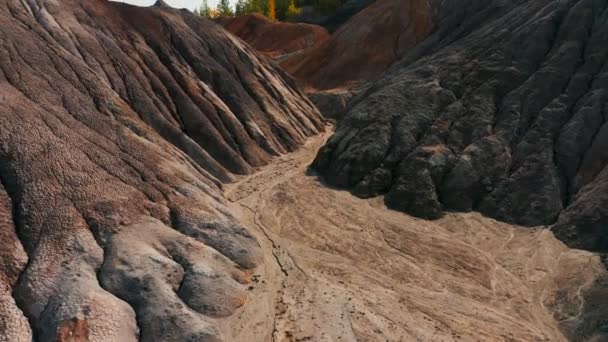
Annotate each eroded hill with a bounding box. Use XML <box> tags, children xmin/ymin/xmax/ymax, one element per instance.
<box><xmin>282</xmin><ymin>0</ymin><xmax>434</xmax><ymax>90</ymax></box>
<box><xmin>0</xmin><ymin>0</ymin><xmax>323</xmax><ymax>340</ymax></box>
<box><xmin>313</xmin><ymin>0</ymin><xmax>608</xmax><ymax>253</ymax></box>
<box><xmin>220</xmin><ymin>0</ymin><xmax>434</xmax><ymax>91</ymax></box>
<box><xmin>1</xmin><ymin>0</ymin><xmax>607</xmax><ymax>341</ymax></box>
<box><xmin>216</xmin><ymin>14</ymin><xmax>330</xmax><ymax>61</ymax></box>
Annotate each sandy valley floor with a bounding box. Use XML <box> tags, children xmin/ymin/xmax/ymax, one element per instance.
<box><xmin>223</xmin><ymin>127</ymin><xmax>606</xmax><ymax>342</ymax></box>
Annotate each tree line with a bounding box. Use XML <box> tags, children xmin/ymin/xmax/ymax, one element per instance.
<box><xmin>194</xmin><ymin>0</ymin><xmax>346</xmax><ymax>21</ymax></box>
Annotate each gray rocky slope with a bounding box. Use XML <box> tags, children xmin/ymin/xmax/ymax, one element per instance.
<box><xmin>313</xmin><ymin>0</ymin><xmax>608</xmax><ymax>252</ymax></box>
<box><xmin>0</xmin><ymin>0</ymin><xmax>323</xmax><ymax>340</ymax></box>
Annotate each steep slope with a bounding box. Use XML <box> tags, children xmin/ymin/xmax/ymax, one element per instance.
<box><xmin>281</xmin><ymin>0</ymin><xmax>435</xmax><ymax>90</ymax></box>
<box><xmin>216</xmin><ymin>14</ymin><xmax>330</xmax><ymax>60</ymax></box>
<box><xmin>313</xmin><ymin>0</ymin><xmax>608</xmax><ymax>252</ymax></box>
<box><xmin>0</xmin><ymin>0</ymin><xmax>323</xmax><ymax>340</ymax></box>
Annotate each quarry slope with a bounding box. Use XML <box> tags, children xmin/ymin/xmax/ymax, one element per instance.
<box><xmin>313</xmin><ymin>0</ymin><xmax>608</xmax><ymax>252</ymax></box>
<box><xmin>227</xmin><ymin>128</ymin><xmax>608</xmax><ymax>342</ymax></box>
<box><xmin>0</xmin><ymin>0</ymin><xmax>323</xmax><ymax>340</ymax></box>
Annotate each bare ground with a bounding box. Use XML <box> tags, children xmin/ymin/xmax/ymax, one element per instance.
<box><xmin>224</xmin><ymin>127</ymin><xmax>606</xmax><ymax>342</ymax></box>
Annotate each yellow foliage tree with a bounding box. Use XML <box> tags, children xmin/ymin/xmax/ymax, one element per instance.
<box><xmin>286</xmin><ymin>0</ymin><xmax>301</xmax><ymax>21</ymax></box>
<box><xmin>267</xmin><ymin>0</ymin><xmax>276</xmax><ymax>20</ymax></box>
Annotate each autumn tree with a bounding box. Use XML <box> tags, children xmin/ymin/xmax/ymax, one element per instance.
<box><xmin>285</xmin><ymin>0</ymin><xmax>301</xmax><ymax>20</ymax></box>
<box><xmin>267</xmin><ymin>0</ymin><xmax>276</xmax><ymax>20</ymax></box>
<box><xmin>231</xmin><ymin>0</ymin><xmax>340</xmax><ymax>21</ymax></box>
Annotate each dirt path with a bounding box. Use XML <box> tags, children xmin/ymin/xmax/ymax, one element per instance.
<box><xmin>223</xmin><ymin>128</ymin><xmax>606</xmax><ymax>342</ymax></box>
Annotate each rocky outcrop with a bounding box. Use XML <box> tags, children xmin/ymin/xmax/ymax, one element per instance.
<box><xmin>308</xmin><ymin>88</ymin><xmax>356</xmax><ymax>121</ymax></box>
<box><xmin>217</xmin><ymin>13</ymin><xmax>330</xmax><ymax>61</ymax></box>
<box><xmin>0</xmin><ymin>0</ymin><xmax>323</xmax><ymax>340</ymax></box>
<box><xmin>313</xmin><ymin>0</ymin><xmax>608</xmax><ymax>252</ymax></box>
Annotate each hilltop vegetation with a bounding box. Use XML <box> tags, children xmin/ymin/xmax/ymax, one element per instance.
<box><xmin>195</xmin><ymin>0</ymin><xmax>353</xmax><ymax>23</ymax></box>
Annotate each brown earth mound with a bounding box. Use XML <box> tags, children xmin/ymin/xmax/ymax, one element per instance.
<box><xmin>313</xmin><ymin>0</ymin><xmax>608</xmax><ymax>253</ymax></box>
<box><xmin>0</xmin><ymin>0</ymin><xmax>323</xmax><ymax>340</ymax></box>
<box><xmin>220</xmin><ymin>0</ymin><xmax>433</xmax><ymax>91</ymax></box>
<box><xmin>282</xmin><ymin>0</ymin><xmax>434</xmax><ymax>90</ymax></box>
<box><xmin>217</xmin><ymin>13</ymin><xmax>330</xmax><ymax>60</ymax></box>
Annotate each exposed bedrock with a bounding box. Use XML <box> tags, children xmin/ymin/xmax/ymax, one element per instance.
<box><xmin>0</xmin><ymin>0</ymin><xmax>323</xmax><ymax>340</ymax></box>
<box><xmin>313</xmin><ymin>0</ymin><xmax>608</xmax><ymax>252</ymax></box>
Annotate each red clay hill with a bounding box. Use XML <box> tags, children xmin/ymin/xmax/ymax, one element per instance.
<box><xmin>216</xmin><ymin>14</ymin><xmax>330</xmax><ymax>60</ymax></box>
<box><xmin>221</xmin><ymin>0</ymin><xmax>434</xmax><ymax>90</ymax></box>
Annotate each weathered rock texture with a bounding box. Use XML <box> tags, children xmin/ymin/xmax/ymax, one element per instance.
<box><xmin>308</xmin><ymin>88</ymin><xmax>355</xmax><ymax>121</ymax></box>
<box><xmin>0</xmin><ymin>0</ymin><xmax>323</xmax><ymax>340</ymax></box>
<box><xmin>216</xmin><ymin>13</ymin><xmax>330</xmax><ymax>61</ymax></box>
<box><xmin>313</xmin><ymin>0</ymin><xmax>608</xmax><ymax>252</ymax></box>
<box><xmin>282</xmin><ymin>0</ymin><xmax>435</xmax><ymax>90</ymax></box>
